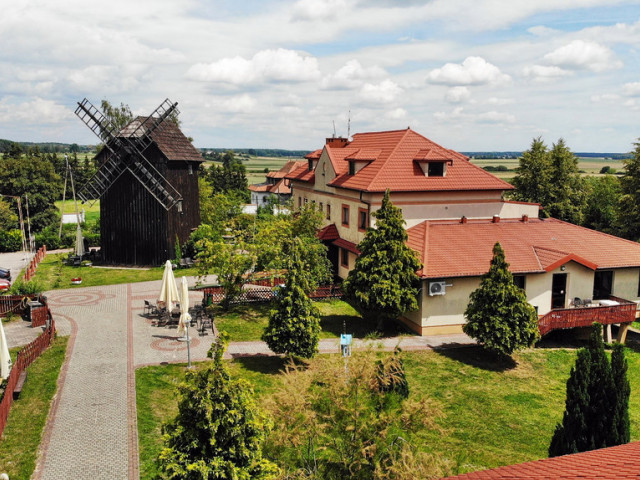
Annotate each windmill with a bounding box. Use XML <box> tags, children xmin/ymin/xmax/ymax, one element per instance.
<box><xmin>75</xmin><ymin>98</ymin><xmax>182</xmax><ymax>210</ymax></box>
<box><xmin>74</xmin><ymin>99</ymin><xmax>204</xmax><ymax>265</ymax></box>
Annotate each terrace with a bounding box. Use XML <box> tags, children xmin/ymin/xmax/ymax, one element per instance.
<box><xmin>538</xmin><ymin>296</ymin><xmax>639</xmax><ymax>340</ymax></box>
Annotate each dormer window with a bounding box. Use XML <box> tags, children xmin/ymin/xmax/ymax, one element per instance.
<box><xmin>428</xmin><ymin>162</ymin><xmax>446</xmax><ymax>177</ymax></box>
<box><xmin>348</xmin><ymin>162</ymin><xmax>355</xmax><ymax>175</ymax></box>
<box><xmin>308</xmin><ymin>158</ymin><xmax>314</xmax><ymax>171</ymax></box>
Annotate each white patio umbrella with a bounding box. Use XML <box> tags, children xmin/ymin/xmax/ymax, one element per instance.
<box><xmin>158</xmin><ymin>260</ymin><xmax>179</xmax><ymax>312</ymax></box>
<box><xmin>0</xmin><ymin>319</ymin><xmax>12</xmax><ymax>380</ymax></box>
<box><xmin>177</xmin><ymin>276</ymin><xmax>192</xmax><ymax>337</ymax></box>
<box><xmin>75</xmin><ymin>224</ymin><xmax>85</xmax><ymax>257</ymax></box>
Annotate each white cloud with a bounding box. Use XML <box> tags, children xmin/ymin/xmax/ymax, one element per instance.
<box><xmin>432</xmin><ymin>107</ymin><xmax>514</xmax><ymax>124</ymax></box>
<box><xmin>219</xmin><ymin>94</ymin><xmax>257</xmax><ymax>113</ymax></box>
<box><xmin>544</xmin><ymin>40</ymin><xmax>622</xmax><ymax>72</ymax></box>
<box><xmin>385</xmin><ymin>107</ymin><xmax>407</xmax><ymax>119</ymax></box>
<box><xmin>485</xmin><ymin>97</ymin><xmax>514</xmax><ymax>106</ymax></box>
<box><xmin>0</xmin><ymin>97</ymin><xmax>73</xmax><ymax>125</ymax></box>
<box><xmin>445</xmin><ymin>86</ymin><xmax>471</xmax><ymax>103</ymax></box>
<box><xmin>186</xmin><ymin>49</ymin><xmax>321</xmax><ymax>85</ymax></box>
<box><xmin>477</xmin><ymin>111</ymin><xmax>516</xmax><ymax>124</ymax></box>
<box><xmin>591</xmin><ymin>93</ymin><xmax>621</xmax><ymax>102</ymax></box>
<box><xmin>427</xmin><ymin>56</ymin><xmax>511</xmax><ymax>86</ymax></box>
<box><xmin>623</xmin><ymin>82</ymin><xmax>640</xmax><ymax>97</ymax></box>
<box><xmin>320</xmin><ymin>60</ymin><xmax>386</xmax><ymax>90</ymax></box>
<box><xmin>358</xmin><ymin>80</ymin><xmax>402</xmax><ymax>104</ymax></box>
<box><xmin>291</xmin><ymin>0</ymin><xmax>350</xmax><ymax>21</ymax></box>
<box><xmin>522</xmin><ymin>65</ymin><xmax>572</xmax><ymax>81</ymax></box>
<box><xmin>528</xmin><ymin>25</ymin><xmax>558</xmax><ymax>37</ymax></box>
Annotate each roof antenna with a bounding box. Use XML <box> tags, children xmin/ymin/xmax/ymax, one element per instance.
<box><xmin>347</xmin><ymin>108</ymin><xmax>351</xmax><ymax>139</ymax></box>
<box><xmin>332</xmin><ymin>120</ymin><xmax>336</xmax><ymax>138</ymax></box>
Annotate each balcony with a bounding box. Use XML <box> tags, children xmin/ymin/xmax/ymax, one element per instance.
<box><xmin>538</xmin><ymin>296</ymin><xmax>638</xmax><ymax>337</ymax></box>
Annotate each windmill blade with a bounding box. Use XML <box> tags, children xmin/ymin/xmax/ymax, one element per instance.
<box><xmin>122</xmin><ymin>99</ymin><xmax>179</xmax><ymax>156</ymax></box>
<box><xmin>127</xmin><ymin>156</ymin><xmax>182</xmax><ymax>211</ymax></box>
<box><xmin>77</xmin><ymin>147</ymin><xmax>128</xmax><ymax>205</ymax></box>
<box><xmin>75</xmin><ymin>98</ymin><xmax>123</xmax><ymax>143</ymax></box>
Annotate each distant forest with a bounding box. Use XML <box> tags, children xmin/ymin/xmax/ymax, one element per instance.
<box><xmin>0</xmin><ymin>139</ymin><xmax>632</xmax><ymax>160</ymax></box>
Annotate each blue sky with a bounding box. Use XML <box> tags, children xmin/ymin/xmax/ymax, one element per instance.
<box><xmin>1</xmin><ymin>0</ymin><xmax>640</xmax><ymax>152</ymax></box>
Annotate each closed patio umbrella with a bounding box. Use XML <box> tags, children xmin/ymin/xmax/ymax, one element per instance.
<box><xmin>177</xmin><ymin>276</ymin><xmax>192</xmax><ymax>337</ymax></box>
<box><xmin>0</xmin><ymin>318</ymin><xmax>12</xmax><ymax>380</ymax></box>
<box><xmin>75</xmin><ymin>224</ymin><xmax>85</xmax><ymax>257</ymax></box>
<box><xmin>158</xmin><ymin>260</ymin><xmax>179</xmax><ymax>312</ymax></box>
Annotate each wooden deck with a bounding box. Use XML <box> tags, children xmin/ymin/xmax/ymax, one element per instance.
<box><xmin>538</xmin><ymin>296</ymin><xmax>638</xmax><ymax>337</ymax></box>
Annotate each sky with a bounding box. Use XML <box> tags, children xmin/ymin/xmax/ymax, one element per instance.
<box><xmin>1</xmin><ymin>0</ymin><xmax>640</xmax><ymax>152</ymax></box>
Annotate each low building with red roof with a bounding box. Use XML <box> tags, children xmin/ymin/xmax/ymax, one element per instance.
<box><xmin>441</xmin><ymin>440</ymin><xmax>640</xmax><ymax>479</ymax></box>
<box><xmin>249</xmin><ymin>160</ymin><xmax>305</xmax><ymax>206</ymax></box>
<box><xmin>288</xmin><ymin>128</ymin><xmax>640</xmax><ymax>336</ymax></box>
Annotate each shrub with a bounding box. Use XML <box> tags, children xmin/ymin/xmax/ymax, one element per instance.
<box><xmin>0</xmin><ymin>229</ymin><xmax>23</xmax><ymax>252</ymax></box>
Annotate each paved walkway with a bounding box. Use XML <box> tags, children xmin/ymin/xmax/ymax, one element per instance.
<box><xmin>4</xmin><ymin>279</ymin><xmax>474</xmax><ymax>479</ymax></box>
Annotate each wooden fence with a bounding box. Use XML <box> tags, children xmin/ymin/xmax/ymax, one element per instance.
<box><xmin>200</xmin><ymin>283</ymin><xmax>343</xmax><ymax>306</ymax></box>
<box><xmin>0</xmin><ymin>307</ymin><xmax>55</xmax><ymax>438</ymax></box>
<box><xmin>0</xmin><ymin>295</ymin><xmax>33</xmax><ymax>317</ymax></box>
<box><xmin>538</xmin><ymin>296</ymin><xmax>638</xmax><ymax>337</ymax></box>
<box><xmin>23</xmin><ymin>245</ymin><xmax>47</xmax><ymax>282</ymax></box>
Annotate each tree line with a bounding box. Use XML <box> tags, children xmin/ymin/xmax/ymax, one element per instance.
<box><xmin>511</xmin><ymin>137</ymin><xmax>640</xmax><ymax>242</ymax></box>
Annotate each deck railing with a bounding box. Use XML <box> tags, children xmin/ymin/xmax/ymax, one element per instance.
<box><xmin>538</xmin><ymin>296</ymin><xmax>638</xmax><ymax>336</ymax></box>
<box><xmin>198</xmin><ymin>283</ymin><xmax>343</xmax><ymax>306</ymax></box>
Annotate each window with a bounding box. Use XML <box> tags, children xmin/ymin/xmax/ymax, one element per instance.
<box><xmin>304</xmin><ymin>198</ymin><xmax>308</xmax><ymax>205</ymax></box>
<box><xmin>327</xmin><ymin>204</ymin><xmax>331</xmax><ymax>220</ymax></box>
<box><xmin>342</xmin><ymin>205</ymin><xmax>350</xmax><ymax>226</ymax></box>
<box><xmin>308</xmin><ymin>158</ymin><xmax>314</xmax><ymax>171</ymax></box>
<box><xmin>348</xmin><ymin>162</ymin><xmax>355</xmax><ymax>175</ymax></box>
<box><xmin>428</xmin><ymin>162</ymin><xmax>445</xmax><ymax>177</ymax></box>
<box><xmin>188</xmin><ymin>163</ymin><xmax>193</xmax><ymax>175</ymax></box>
<box><xmin>298</xmin><ymin>196</ymin><xmax>302</xmax><ymax>208</ymax></box>
<box><xmin>513</xmin><ymin>275</ymin><xmax>526</xmax><ymax>291</ymax></box>
<box><xmin>593</xmin><ymin>270</ymin><xmax>614</xmax><ymax>300</ymax></box>
<box><xmin>319</xmin><ymin>202</ymin><xmax>323</xmax><ymax>212</ymax></box>
<box><xmin>358</xmin><ymin>208</ymin><xmax>368</xmax><ymax>231</ymax></box>
<box><xmin>341</xmin><ymin>248</ymin><xmax>349</xmax><ymax>267</ymax></box>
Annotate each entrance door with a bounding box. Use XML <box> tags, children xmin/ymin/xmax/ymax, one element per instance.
<box><xmin>552</xmin><ymin>273</ymin><xmax>567</xmax><ymax>309</ymax></box>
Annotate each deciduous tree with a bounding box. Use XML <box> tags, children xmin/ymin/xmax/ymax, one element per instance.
<box><xmin>463</xmin><ymin>242</ymin><xmax>539</xmax><ymax>357</ymax></box>
<box><xmin>617</xmin><ymin>139</ymin><xmax>640</xmax><ymax>241</ymax></box>
<box><xmin>343</xmin><ymin>190</ymin><xmax>421</xmax><ymax>330</ymax></box>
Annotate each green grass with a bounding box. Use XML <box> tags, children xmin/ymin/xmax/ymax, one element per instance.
<box><xmin>136</xmin><ymin>343</ymin><xmax>640</xmax><ymax>478</ymax></box>
<box><xmin>213</xmin><ymin>299</ymin><xmax>412</xmax><ymax>342</ymax></box>
<box><xmin>32</xmin><ymin>253</ymin><xmax>201</xmax><ymax>291</ymax></box>
<box><xmin>469</xmin><ymin>157</ymin><xmax>625</xmax><ymax>180</ymax></box>
<box><xmin>0</xmin><ymin>336</ymin><xmax>68</xmax><ymax>479</ymax></box>
<box><xmin>55</xmin><ymin>199</ymin><xmax>100</xmax><ymax>224</ymax></box>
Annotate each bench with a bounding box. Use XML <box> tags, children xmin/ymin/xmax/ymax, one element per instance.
<box><xmin>13</xmin><ymin>370</ymin><xmax>27</xmax><ymax>400</ymax></box>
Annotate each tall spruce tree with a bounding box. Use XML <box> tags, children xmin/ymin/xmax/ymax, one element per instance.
<box><xmin>549</xmin><ymin>323</ymin><xmax>629</xmax><ymax>457</ymax></box>
<box><xmin>262</xmin><ymin>237</ymin><xmax>321</xmax><ymax>359</ymax></box>
<box><xmin>343</xmin><ymin>190</ymin><xmax>421</xmax><ymax>330</ymax></box>
<box><xmin>512</xmin><ymin>137</ymin><xmax>552</xmax><ymax>209</ymax></box>
<box><xmin>157</xmin><ymin>333</ymin><xmax>279</xmax><ymax>480</ymax></box>
<box><xmin>617</xmin><ymin>139</ymin><xmax>640</xmax><ymax>241</ymax></box>
<box><xmin>546</xmin><ymin>139</ymin><xmax>585</xmax><ymax>224</ymax></box>
<box><xmin>463</xmin><ymin>242</ymin><xmax>539</xmax><ymax>357</ymax></box>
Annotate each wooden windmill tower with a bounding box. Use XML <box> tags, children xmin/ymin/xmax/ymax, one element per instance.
<box><xmin>75</xmin><ymin>98</ymin><xmax>203</xmax><ymax>265</ymax></box>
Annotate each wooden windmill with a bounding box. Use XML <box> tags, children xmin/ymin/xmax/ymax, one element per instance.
<box><xmin>75</xmin><ymin>98</ymin><xmax>203</xmax><ymax>265</ymax></box>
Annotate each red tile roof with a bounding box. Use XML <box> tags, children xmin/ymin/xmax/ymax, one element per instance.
<box><xmin>248</xmin><ymin>178</ymin><xmax>291</xmax><ymax>195</ymax></box>
<box><xmin>266</xmin><ymin>160</ymin><xmax>306</xmax><ymax>179</ymax></box>
<box><xmin>317</xmin><ymin>224</ymin><xmax>340</xmax><ymax>241</ymax></box>
<box><xmin>442</xmin><ymin>441</ymin><xmax>640</xmax><ymax>479</ymax></box>
<box><xmin>289</xmin><ymin>128</ymin><xmax>512</xmax><ymax>193</ymax></box>
<box><xmin>407</xmin><ymin>217</ymin><xmax>640</xmax><ymax>278</ymax></box>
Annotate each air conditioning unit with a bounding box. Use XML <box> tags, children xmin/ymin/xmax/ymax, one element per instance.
<box><xmin>428</xmin><ymin>281</ymin><xmax>446</xmax><ymax>296</ymax></box>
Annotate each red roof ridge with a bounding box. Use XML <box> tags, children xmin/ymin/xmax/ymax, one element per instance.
<box><xmin>365</xmin><ymin>128</ymin><xmax>413</xmax><ymax>192</ymax></box>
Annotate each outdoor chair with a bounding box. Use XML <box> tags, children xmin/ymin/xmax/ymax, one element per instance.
<box><xmin>144</xmin><ymin>300</ymin><xmax>157</xmax><ymax>316</ymax></box>
<box><xmin>573</xmin><ymin>297</ymin><xmax>582</xmax><ymax>307</ymax></box>
<box><xmin>197</xmin><ymin>311</ymin><xmax>214</xmax><ymax>336</ymax></box>
<box><xmin>179</xmin><ymin>258</ymin><xmax>187</xmax><ymax>268</ymax></box>
<box><xmin>185</xmin><ymin>257</ymin><xmax>195</xmax><ymax>267</ymax></box>
<box><xmin>583</xmin><ymin>298</ymin><xmax>592</xmax><ymax>307</ymax></box>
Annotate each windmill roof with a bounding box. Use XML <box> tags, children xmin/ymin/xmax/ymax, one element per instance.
<box><xmin>406</xmin><ymin>217</ymin><xmax>640</xmax><ymax>278</ymax></box>
<box><xmin>288</xmin><ymin>128</ymin><xmax>512</xmax><ymax>193</ymax></box>
<box><xmin>120</xmin><ymin>116</ymin><xmax>203</xmax><ymax>163</ymax></box>
<box><xmin>441</xmin><ymin>441</ymin><xmax>640</xmax><ymax>480</ymax></box>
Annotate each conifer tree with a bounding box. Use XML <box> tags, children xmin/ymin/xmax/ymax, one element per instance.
<box><xmin>463</xmin><ymin>242</ymin><xmax>539</xmax><ymax>356</ymax></box>
<box><xmin>157</xmin><ymin>333</ymin><xmax>278</xmax><ymax>480</ymax></box>
<box><xmin>546</xmin><ymin>138</ymin><xmax>585</xmax><ymax>224</ymax></box>
<box><xmin>262</xmin><ymin>237</ymin><xmax>321</xmax><ymax>358</ymax></box>
<box><xmin>617</xmin><ymin>139</ymin><xmax>640</xmax><ymax>240</ymax></box>
<box><xmin>343</xmin><ymin>189</ymin><xmax>422</xmax><ymax>330</ymax></box>
<box><xmin>549</xmin><ymin>323</ymin><xmax>629</xmax><ymax>457</ymax></box>
<box><xmin>512</xmin><ymin>137</ymin><xmax>552</xmax><ymax>209</ymax></box>
<box><xmin>610</xmin><ymin>343</ymin><xmax>630</xmax><ymax>444</ymax></box>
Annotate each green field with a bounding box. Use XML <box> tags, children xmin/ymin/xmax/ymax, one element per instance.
<box><xmin>468</xmin><ymin>157</ymin><xmax>625</xmax><ymax>180</ymax></box>
<box><xmin>136</xmin><ymin>341</ymin><xmax>640</xmax><ymax>479</ymax></box>
<box><xmin>55</xmin><ymin>199</ymin><xmax>100</xmax><ymax>223</ymax></box>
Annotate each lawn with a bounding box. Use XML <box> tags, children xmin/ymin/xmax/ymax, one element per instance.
<box><xmin>0</xmin><ymin>336</ymin><xmax>68</xmax><ymax>479</ymax></box>
<box><xmin>469</xmin><ymin>157</ymin><xmax>625</xmax><ymax>180</ymax></box>
<box><xmin>213</xmin><ymin>299</ymin><xmax>412</xmax><ymax>342</ymax></box>
<box><xmin>32</xmin><ymin>253</ymin><xmax>201</xmax><ymax>291</ymax></box>
<box><xmin>134</xmin><ymin>341</ymin><xmax>640</xmax><ymax>478</ymax></box>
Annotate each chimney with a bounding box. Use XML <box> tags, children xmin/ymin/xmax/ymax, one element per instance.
<box><xmin>460</xmin><ymin>216</ymin><xmax>467</xmax><ymax>224</ymax></box>
<box><xmin>326</xmin><ymin>137</ymin><xmax>349</xmax><ymax>148</ymax></box>
<box><xmin>492</xmin><ymin>215</ymin><xmax>500</xmax><ymax>223</ymax></box>
<box><xmin>522</xmin><ymin>214</ymin><xmax>529</xmax><ymax>223</ymax></box>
